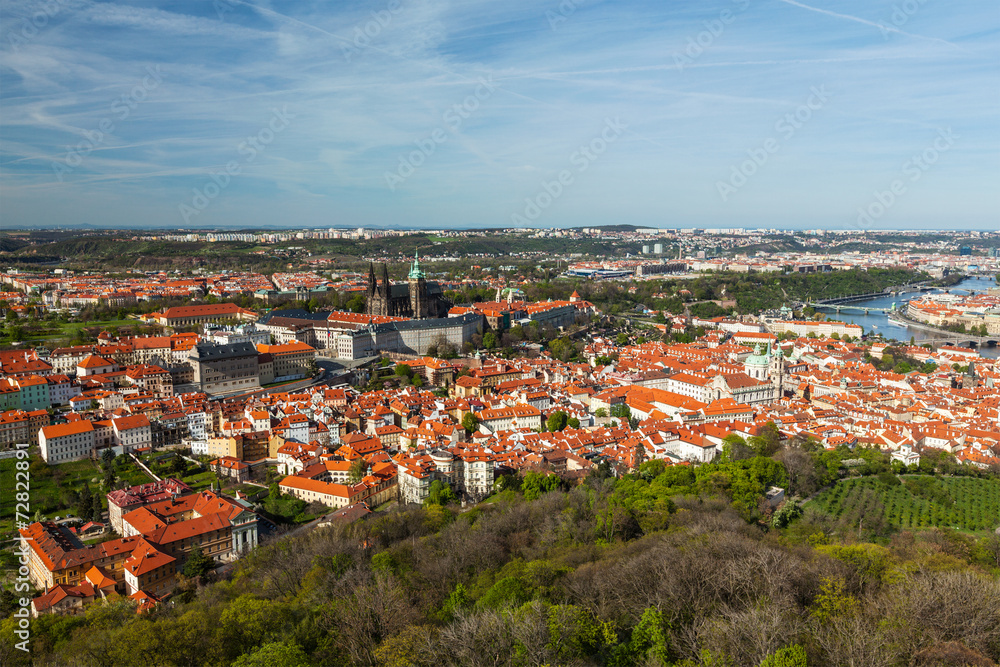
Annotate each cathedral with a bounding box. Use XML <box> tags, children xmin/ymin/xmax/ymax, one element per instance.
<box><xmin>365</xmin><ymin>252</ymin><xmax>452</xmax><ymax>319</ymax></box>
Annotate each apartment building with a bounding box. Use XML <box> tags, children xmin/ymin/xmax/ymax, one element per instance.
<box><xmin>149</xmin><ymin>303</ymin><xmax>256</xmax><ymax>327</ymax></box>
<box><xmin>255</xmin><ymin>340</ymin><xmax>316</xmax><ymax>381</ymax></box>
<box><xmin>189</xmin><ymin>341</ymin><xmax>260</xmax><ymax>395</ymax></box>
<box><xmin>39</xmin><ymin>420</ymin><xmax>95</xmax><ymax>463</ymax></box>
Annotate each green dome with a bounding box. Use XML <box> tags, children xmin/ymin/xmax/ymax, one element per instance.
<box><xmin>745</xmin><ymin>343</ymin><xmax>769</xmax><ymax>366</ymax></box>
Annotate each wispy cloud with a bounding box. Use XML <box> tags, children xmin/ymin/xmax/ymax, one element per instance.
<box><xmin>0</xmin><ymin>0</ymin><xmax>996</xmax><ymax>229</ymax></box>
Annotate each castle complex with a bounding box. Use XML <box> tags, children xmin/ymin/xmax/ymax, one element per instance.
<box><xmin>366</xmin><ymin>252</ymin><xmax>452</xmax><ymax>319</ymax></box>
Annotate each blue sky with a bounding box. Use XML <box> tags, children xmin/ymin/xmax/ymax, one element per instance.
<box><xmin>1</xmin><ymin>0</ymin><xmax>997</xmax><ymax>230</ymax></box>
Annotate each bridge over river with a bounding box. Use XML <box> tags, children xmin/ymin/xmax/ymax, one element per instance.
<box><xmin>808</xmin><ymin>302</ymin><xmax>896</xmax><ymax>315</ymax></box>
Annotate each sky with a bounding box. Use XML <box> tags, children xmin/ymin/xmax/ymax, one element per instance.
<box><xmin>0</xmin><ymin>0</ymin><xmax>998</xmax><ymax>231</ymax></box>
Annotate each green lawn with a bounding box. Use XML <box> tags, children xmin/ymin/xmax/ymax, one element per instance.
<box><xmin>1</xmin><ymin>318</ymin><xmax>140</xmax><ymax>344</ymax></box>
<box><xmin>0</xmin><ymin>455</ymin><xmax>104</xmax><ymax>539</ymax></box>
<box><xmin>807</xmin><ymin>475</ymin><xmax>1000</xmax><ymax>534</ymax></box>
<box><xmin>141</xmin><ymin>452</ymin><xmax>216</xmax><ymax>491</ymax></box>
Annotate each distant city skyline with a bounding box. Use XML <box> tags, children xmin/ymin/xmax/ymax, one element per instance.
<box><xmin>1</xmin><ymin>0</ymin><xmax>997</xmax><ymax>230</ymax></box>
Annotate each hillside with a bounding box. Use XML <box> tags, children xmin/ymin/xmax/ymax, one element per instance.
<box><xmin>3</xmin><ymin>452</ymin><xmax>999</xmax><ymax>667</ymax></box>
<box><xmin>809</xmin><ymin>475</ymin><xmax>1000</xmax><ymax>533</ymax></box>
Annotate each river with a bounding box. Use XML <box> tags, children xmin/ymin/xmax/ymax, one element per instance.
<box><xmin>817</xmin><ymin>275</ymin><xmax>1000</xmax><ymax>360</ymax></box>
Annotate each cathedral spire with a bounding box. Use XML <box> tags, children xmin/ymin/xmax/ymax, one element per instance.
<box><xmin>408</xmin><ymin>247</ymin><xmax>425</xmax><ymax>280</ymax></box>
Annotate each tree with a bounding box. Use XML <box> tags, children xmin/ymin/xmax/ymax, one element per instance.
<box><xmin>411</xmin><ymin>374</ymin><xmax>424</xmax><ymax>388</ymax></box>
<box><xmin>171</xmin><ymin>454</ymin><xmax>187</xmax><ymax>476</ymax></box>
<box><xmin>594</xmin><ymin>407</ymin><xmax>609</xmax><ymax>419</ymax></box>
<box><xmin>425</xmin><ymin>480</ymin><xmax>457</xmax><ymax>506</ymax></box>
<box><xmin>748</xmin><ymin>421</ymin><xmax>782</xmax><ymax>457</ymax></box>
<box><xmin>233</xmin><ymin>642</ymin><xmax>310</xmax><ymax>667</ymax></box>
<box><xmin>346</xmin><ymin>457</ymin><xmax>368</xmax><ymax>484</ymax></box>
<box><xmin>76</xmin><ymin>484</ymin><xmax>93</xmax><ymax>520</ymax></box>
<box><xmin>759</xmin><ymin>644</ymin><xmax>808</xmax><ymax>667</ymax></box>
<box><xmin>183</xmin><ymin>545</ymin><xmax>215</xmax><ymax>578</ymax></box>
<box><xmin>546</xmin><ymin>411</ymin><xmax>569</xmax><ymax>433</ymax></box>
<box><xmin>394</xmin><ymin>363</ymin><xmax>413</xmax><ymax>378</ymax></box>
<box><xmin>461</xmin><ymin>412</ymin><xmax>479</xmax><ymax>435</ymax></box>
<box><xmin>346</xmin><ymin>294</ymin><xmax>366</xmax><ymax>313</ymax></box>
<box><xmin>483</xmin><ymin>331</ymin><xmax>497</xmax><ymax>350</ymax></box>
<box><xmin>610</xmin><ymin>403</ymin><xmax>631</xmax><ymax>423</ymax></box>
<box><xmin>103</xmin><ymin>466</ymin><xmax>116</xmax><ymax>491</ymax></box>
<box><xmin>522</xmin><ymin>472</ymin><xmax>560</xmax><ymax>500</ymax></box>
<box><xmin>721</xmin><ymin>433</ymin><xmax>754</xmax><ymax>461</ymax></box>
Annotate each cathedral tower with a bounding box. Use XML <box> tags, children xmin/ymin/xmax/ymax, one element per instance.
<box><xmin>408</xmin><ymin>250</ymin><xmax>426</xmax><ymax>320</ymax></box>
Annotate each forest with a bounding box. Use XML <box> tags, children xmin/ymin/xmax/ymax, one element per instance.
<box><xmin>493</xmin><ymin>267</ymin><xmax>929</xmax><ymax>317</ymax></box>
<box><xmin>3</xmin><ymin>431</ymin><xmax>999</xmax><ymax>667</ymax></box>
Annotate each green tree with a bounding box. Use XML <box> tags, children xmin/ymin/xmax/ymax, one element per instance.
<box><xmin>346</xmin><ymin>293</ymin><xmax>366</xmax><ymax>313</ymax></box>
<box><xmin>220</xmin><ymin>595</ymin><xmax>293</xmax><ymax>657</ymax></box>
<box><xmin>233</xmin><ymin>642</ymin><xmax>310</xmax><ymax>667</ymax></box>
<box><xmin>546</xmin><ymin>411</ymin><xmax>569</xmax><ymax>432</ymax></box>
<box><xmin>461</xmin><ymin>412</ymin><xmax>479</xmax><ymax>434</ymax></box>
<box><xmin>748</xmin><ymin>421</ymin><xmax>782</xmax><ymax>456</ymax></box>
<box><xmin>721</xmin><ymin>433</ymin><xmax>753</xmax><ymax>461</ymax></box>
<box><xmin>171</xmin><ymin>454</ymin><xmax>188</xmax><ymax>476</ymax></box>
<box><xmin>394</xmin><ymin>363</ymin><xmax>413</xmax><ymax>378</ymax></box>
<box><xmin>483</xmin><ymin>331</ymin><xmax>497</xmax><ymax>350</ymax></box>
<box><xmin>621</xmin><ymin>607</ymin><xmax>673</xmax><ymax>665</ymax></box>
<box><xmin>522</xmin><ymin>471</ymin><xmax>560</xmax><ymax>501</ymax></box>
<box><xmin>348</xmin><ymin>457</ymin><xmax>367</xmax><ymax>484</ymax></box>
<box><xmin>759</xmin><ymin>644</ymin><xmax>808</xmax><ymax>667</ymax></box>
<box><xmin>183</xmin><ymin>546</ymin><xmax>215</xmax><ymax>578</ymax></box>
<box><xmin>610</xmin><ymin>403</ymin><xmax>632</xmax><ymax>423</ymax></box>
<box><xmin>76</xmin><ymin>484</ymin><xmax>93</xmax><ymax>519</ymax></box>
<box><xmin>425</xmin><ymin>480</ymin><xmax>457</xmax><ymax>506</ymax></box>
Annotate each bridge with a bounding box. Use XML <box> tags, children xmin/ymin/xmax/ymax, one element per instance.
<box><xmin>807</xmin><ymin>302</ymin><xmax>895</xmax><ymax>315</ymax></box>
<box><xmin>805</xmin><ymin>281</ymin><xmax>935</xmax><ymax>308</ymax></box>
<box><xmin>911</xmin><ymin>334</ymin><xmax>999</xmax><ymax>348</ymax></box>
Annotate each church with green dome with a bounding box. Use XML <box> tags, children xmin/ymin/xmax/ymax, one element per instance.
<box><xmin>743</xmin><ymin>341</ymin><xmax>785</xmax><ymax>397</ymax></box>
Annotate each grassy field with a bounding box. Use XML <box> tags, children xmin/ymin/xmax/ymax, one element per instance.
<box><xmin>1</xmin><ymin>318</ymin><xmax>139</xmax><ymax>344</ymax></box>
<box><xmin>55</xmin><ymin>318</ymin><xmax>138</xmax><ymax>338</ymax></box>
<box><xmin>139</xmin><ymin>451</ymin><xmax>215</xmax><ymax>491</ymax></box>
<box><xmin>808</xmin><ymin>475</ymin><xmax>1000</xmax><ymax>533</ymax></box>
<box><xmin>0</xmin><ymin>455</ymin><xmax>104</xmax><ymax>539</ymax></box>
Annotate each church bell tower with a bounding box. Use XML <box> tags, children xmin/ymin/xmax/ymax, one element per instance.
<box><xmin>408</xmin><ymin>249</ymin><xmax>426</xmax><ymax>319</ymax></box>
